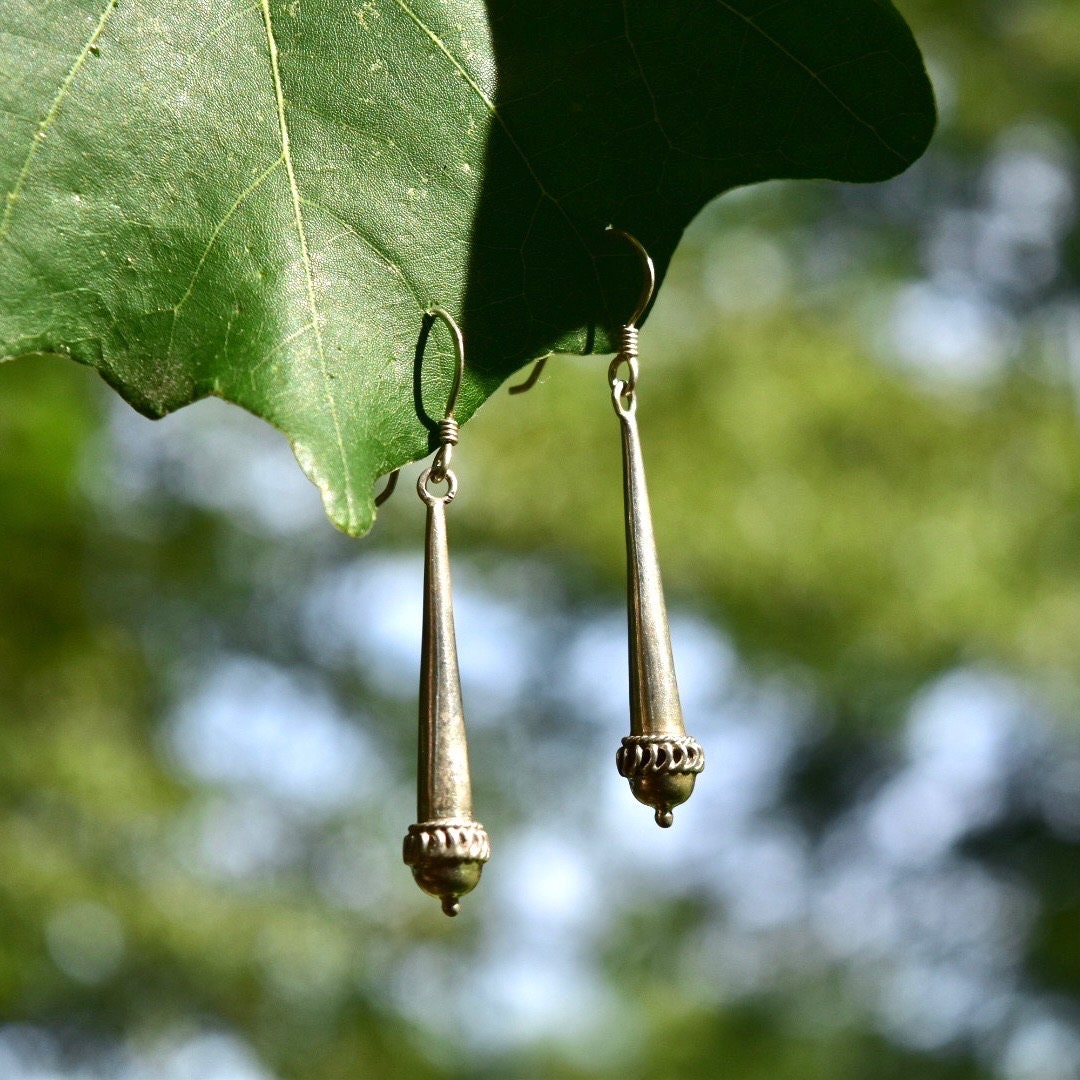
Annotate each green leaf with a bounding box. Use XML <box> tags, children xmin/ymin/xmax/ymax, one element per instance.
<box><xmin>0</xmin><ymin>0</ymin><xmax>934</xmax><ymax>534</ymax></box>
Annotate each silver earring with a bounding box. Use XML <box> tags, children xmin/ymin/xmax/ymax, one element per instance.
<box><xmin>606</xmin><ymin>230</ymin><xmax>704</xmax><ymax>827</ymax></box>
<box><xmin>400</xmin><ymin>307</ymin><xmax>490</xmax><ymax>916</ymax></box>
<box><xmin>507</xmin><ymin>231</ymin><xmax>705</xmax><ymax>826</ymax></box>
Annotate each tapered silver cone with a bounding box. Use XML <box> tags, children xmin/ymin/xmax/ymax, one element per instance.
<box><xmin>404</xmin><ymin>470</ymin><xmax>489</xmax><ymax>915</ymax></box>
<box><xmin>612</xmin><ymin>364</ymin><xmax>704</xmax><ymax>826</ymax></box>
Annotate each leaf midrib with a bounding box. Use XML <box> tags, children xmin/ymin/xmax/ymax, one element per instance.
<box><xmin>259</xmin><ymin>0</ymin><xmax>357</xmax><ymax>529</ymax></box>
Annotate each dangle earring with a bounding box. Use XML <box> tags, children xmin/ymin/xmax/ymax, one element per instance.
<box><xmin>606</xmin><ymin>229</ymin><xmax>705</xmax><ymax>827</ymax></box>
<box><xmin>400</xmin><ymin>307</ymin><xmax>491</xmax><ymax>916</ymax></box>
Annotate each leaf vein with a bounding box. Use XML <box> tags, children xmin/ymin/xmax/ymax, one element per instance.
<box><xmin>300</xmin><ymin>198</ymin><xmax>424</xmax><ymax>307</ymax></box>
<box><xmin>387</xmin><ymin>0</ymin><xmax>549</xmax><ymax>193</ymax></box>
<box><xmin>387</xmin><ymin>0</ymin><xmax>605</xmax><ymax>337</ymax></box>
<box><xmin>712</xmin><ymin>0</ymin><xmax>908</xmax><ymax>163</ymax></box>
<box><xmin>0</xmin><ymin>0</ymin><xmax>118</xmax><ymax>245</ymax></box>
<box><xmin>173</xmin><ymin>156</ymin><xmax>284</xmax><ymax>315</ymax></box>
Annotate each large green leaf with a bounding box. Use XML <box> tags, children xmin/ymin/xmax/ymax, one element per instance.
<box><xmin>0</xmin><ymin>0</ymin><xmax>934</xmax><ymax>534</ymax></box>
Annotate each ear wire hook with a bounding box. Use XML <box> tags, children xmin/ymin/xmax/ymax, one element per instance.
<box><xmin>423</xmin><ymin>305</ymin><xmax>466</xmax><ymax>421</ymax></box>
<box><xmin>372</xmin><ymin>306</ymin><xmax>467</xmax><ymax>507</ymax></box>
<box><xmin>606</xmin><ymin>226</ymin><xmax>656</xmax><ymax>329</ymax></box>
<box><xmin>507</xmin><ymin>226</ymin><xmax>656</xmax><ymax>396</ymax></box>
<box><xmin>507</xmin><ymin>354</ymin><xmax>549</xmax><ymax>395</ymax></box>
<box><xmin>374</xmin><ymin>469</ymin><xmax>400</xmax><ymax>507</ymax></box>
<box><xmin>606</xmin><ymin>227</ymin><xmax>656</xmax><ymax>407</ymax></box>
<box><xmin>422</xmin><ymin>306</ymin><xmax>465</xmax><ymax>483</ymax></box>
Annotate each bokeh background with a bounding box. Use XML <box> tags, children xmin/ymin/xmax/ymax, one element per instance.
<box><xmin>2</xmin><ymin>2</ymin><xmax>1079</xmax><ymax>1077</ymax></box>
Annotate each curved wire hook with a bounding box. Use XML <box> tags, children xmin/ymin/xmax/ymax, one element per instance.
<box><xmin>422</xmin><ymin>305</ymin><xmax>465</xmax><ymax>420</ymax></box>
<box><xmin>605</xmin><ymin>226</ymin><xmax>656</xmax><ymax>329</ymax></box>
<box><xmin>508</xmin><ymin>228</ymin><xmax>656</xmax><ymax>397</ymax></box>
<box><xmin>374</xmin><ymin>469</ymin><xmax>400</xmax><ymax>507</ymax></box>
<box><xmin>372</xmin><ymin>306</ymin><xmax>467</xmax><ymax>509</ymax></box>
<box><xmin>508</xmin><ymin>354</ymin><xmax>549</xmax><ymax>394</ymax></box>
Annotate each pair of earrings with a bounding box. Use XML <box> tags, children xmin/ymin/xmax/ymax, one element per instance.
<box><xmin>392</xmin><ymin>233</ymin><xmax>704</xmax><ymax>917</ymax></box>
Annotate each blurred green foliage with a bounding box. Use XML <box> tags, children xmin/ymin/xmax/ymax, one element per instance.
<box><xmin>1</xmin><ymin>2</ymin><xmax>1078</xmax><ymax>1078</ymax></box>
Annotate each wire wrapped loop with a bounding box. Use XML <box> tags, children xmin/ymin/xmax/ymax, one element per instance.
<box><xmin>430</xmin><ymin>417</ymin><xmax>460</xmax><ymax>480</ymax></box>
<box><xmin>438</xmin><ymin>418</ymin><xmax>460</xmax><ymax>446</ymax></box>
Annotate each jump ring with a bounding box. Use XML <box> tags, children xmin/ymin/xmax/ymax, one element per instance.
<box><xmin>608</xmin><ymin>354</ymin><xmax>638</xmax><ymax>394</ymax></box>
<box><xmin>418</xmin><ymin>466</ymin><xmax>458</xmax><ymax>506</ymax></box>
<box><xmin>611</xmin><ymin>382</ymin><xmax>637</xmax><ymax>417</ymax></box>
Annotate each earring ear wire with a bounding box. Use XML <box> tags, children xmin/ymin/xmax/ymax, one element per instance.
<box><xmin>507</xmin><ymin>355</ymin><xmax>548</xmax><ymax>394</ymax></box>
<box><xmin>507</xmin><ymin>225</ymin><xmax>656</xmax><ymax>396</ymax></box>
<box><xmin>605</xmin><ymin>225</ymin><xmax>656</xmax><ymax>327</ymax></box>
<box><xmin>374</xmin><ymin>468</ymin><xmax>400</xmax><ymax>506</ymax></box>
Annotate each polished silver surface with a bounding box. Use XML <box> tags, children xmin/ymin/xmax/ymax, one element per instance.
<box><xmin>612</xmin><ymin>391</ymin><xmax>705</xmax><ymax>826</ymax></box>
